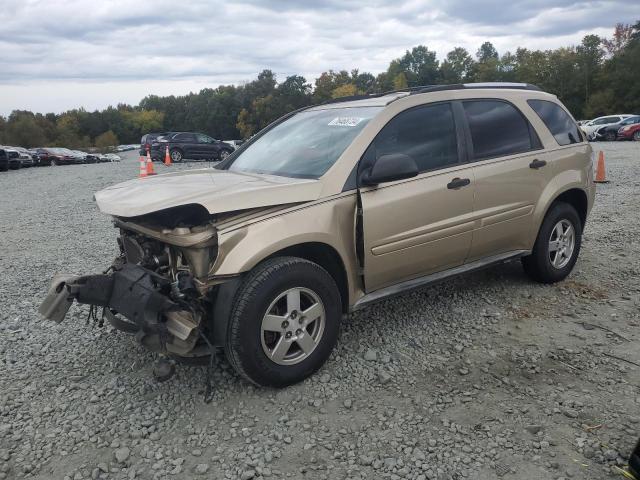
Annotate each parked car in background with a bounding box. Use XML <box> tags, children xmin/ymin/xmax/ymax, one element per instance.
<box><xmin>28</xmin><ymin>148</ymin><xmax>53</xmax><ymax>166</ymax></box>
<box><xmin>224</xmin><ymin>139</ymin><xmax>245</xmax><ymax>149</ymax></box>
<box><xmin>0</xmin><ymin>148</ymin><xmax>8</xmax><ymax>172</ymax></box>
<box><xmin>616</xmin><ymin>117</ymin><xmax>640</xmax><ymax>141</ymax></box>
<box><xmin>103</xmin><ymin>153</ymin><xmax>121</xmax><ymax>162</ymax></box>
<box><xmin>3</xmin><ymin>149</ymin><xmax>22</xmax><ymax>170</ymax></box>
<box><xmin>581</xmin><ymin>114</ymin><xmax>634</xmax><ymax>139</ymax></box>
<box><xmin>44</xmin><ymin>148</ymin><xmax>83</xmax><ymax>165</ymax></box>
<box><xmin>150</xmin><ymin>132</ymin><xmax>235</xmax><ymax>162</ymax></box>
<box><xmin>3</xmin><ymin>147</ymin><xmax>34</xmax><ymax>168</ymax></box>
<box><xmin>592</xmin><ymin>115</ymin><xmax>640</xmax><ymax>141</ymax></box>
<box><xmin>140</xmin><ymin>133</ymin><xmax>171</xmax><ymax>156</ymax></box>
<box><xmin>9</xmin><ymin>147</ymin><xmax>36</xmax><ymax>167</ymax></box>
<box><xmin>71</xmin><ymin>150</ymin><xmax>101</xmax><ymax>164</ymax></box>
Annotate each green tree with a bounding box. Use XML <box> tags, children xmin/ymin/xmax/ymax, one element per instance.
<box><xmin>4</xmin><ymin>112</ymin><xmax>47</xmax><ymax>147</ymax></box>
<box><xmin>331</xmin><ymin>84</ymin><xmax>360</xmax><ymax>98</ymax></box>
<box><xmin>440</xmin><ymin>47</ymin><xmax>475</xmax><ymax>83</ymax></box>
<box><xmin>95</xmin><ymin>130</ymin><xmax>119</xmax><ymax>151</ymax></box>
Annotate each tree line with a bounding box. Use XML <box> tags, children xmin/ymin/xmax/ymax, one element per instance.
<box><xmin>1</xmin><ymin>21</ymin><xmax>638</xmax><ymax>149</ymax></box>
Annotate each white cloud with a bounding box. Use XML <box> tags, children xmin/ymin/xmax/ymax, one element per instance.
<box><xmin>0</xmin><ymin>0</ymin><xmax>637</xmax><ymax>114</ymax></box>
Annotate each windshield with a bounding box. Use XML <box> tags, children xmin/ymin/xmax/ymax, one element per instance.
<box><xmin>226</xmin><ymin>106</ymin><xmax>381</xmax><ymax>178</ymax></box>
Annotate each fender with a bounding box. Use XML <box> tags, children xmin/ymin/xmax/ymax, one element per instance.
<box><xmin>211</xmin><ymin>194</ymin><xmax>362</xmax><ymax>305</ymax></box>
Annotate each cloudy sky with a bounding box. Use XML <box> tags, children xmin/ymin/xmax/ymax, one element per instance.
<box><xmin>0</xmin><ymin>0</ymin><xmax>638</xmax><ymax>115</ymax></box>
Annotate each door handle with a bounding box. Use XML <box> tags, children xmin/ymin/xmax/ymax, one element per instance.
<box><xmin>529</xmin><ymin>159</ymin><xmax>547</xmax><ymax>169</ymax></box>
<box><xmin>447</xmin><ymin>177</ymin><xmax>471</xmax><ymax>189</ymax></box>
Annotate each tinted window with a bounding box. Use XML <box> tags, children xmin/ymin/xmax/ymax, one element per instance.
<box><xmin>528</xmin><ymin>99</ymin><xmax>582</xmax><ymax>146</ymax></box>
<box><xmin>196</xmin><ymin>134</ymin><xmax>213</xmax><ymax>143</ymax></box>
<box><xmin>371</xmin><ymin>102</ymin><xmax>459</xmax><ymax>172</ymax></box>
<box><xmin>463</xmin><ymin>100</ymin><xmax>533</xmax><ymax>159</ymax></box>
<box><xmin>173</xmin><ymin>133</ymin><xmax>195</xmax><ymax>142</ymax></box>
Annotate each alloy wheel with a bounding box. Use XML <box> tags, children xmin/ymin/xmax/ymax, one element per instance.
<box><xmin>170</xmin><ymin>150</ymin><xmax>182</xmax><ymax>162</ymax></box>
<box><xmin>260</xmin><ymin>287</ymin><xmax>326</xmax><ymax>366</ymax></box>
<box><xmin>548</xmin><ymin>219</ymin><xmax>575</xmax><ymax>269</ymax></box>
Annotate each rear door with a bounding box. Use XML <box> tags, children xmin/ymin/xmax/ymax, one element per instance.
<box><xmin>196</xmin><ymin>134</ymin><xmax>217</xmax><ymax>158</ymax></box>
<box><xmin>359</xmin><ymin>101</ymin><xmax>475</xmax><ymax>292</ymax></box>
<box><xmin>461</xmin><ymin>99</ymin><xmax>552</xmax><ymax>261</ymax></box>
<box><xmin>173</xmin><ymin>133</ymin><xmax>197</xmax><ymax>158</ymax></box>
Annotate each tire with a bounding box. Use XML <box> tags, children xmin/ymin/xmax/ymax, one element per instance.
<box><xmin>634</xmin><ymin>131</ymin><xmax>640</xmax><ymax>141</ymax></box>
<box><xmin>170</xmin><ymin>149</ymin><xmax>183</xmax><ymax>163</ymax></box>
<box><xmin>605</xmin><ymin>132</ymin><xmax>616</xmax><ymax>141</ymax></box>
<box><xmin>522</xmin><ymin>202</ymin><xmax>582</xmax><ymax>284</ymax></box>
<box><xmin>225</xmin><ymin>256</ymin><xmax>341</xmax><ymax>387</ymax></box>
<box><xmin>219</xmin><ymin>149</ymin><xmax>231</xmax><ymax>161</ymax></box>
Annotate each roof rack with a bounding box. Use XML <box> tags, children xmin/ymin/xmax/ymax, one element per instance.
<box><xmin>411</xmin><ymin>82</ymin><xmax>542</xmax><ymax>95</ymax></box>
<box><xmin>318</xmin><ymin>82</ymin><xmax>543</xmax><ymax>107</ymax></box>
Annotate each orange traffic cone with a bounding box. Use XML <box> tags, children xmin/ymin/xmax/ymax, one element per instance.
<box><xmin>164</xmin><ymin>145</ymin><xmax>172</xmax><ymax>166</ymax></box>
<box><xmin>594</xmin><ymin>151</ymin><xmax>608</xmax><ymax>183</ymax></box>
<box><xmin>138</xmin><ymin>155</ymin><xmax>147</xmax><ymax>178</ymax></box>
<box><xmin>146</xmin><ymin>150</ymin><xmax>157</xmax><ymax>176</ymax></box>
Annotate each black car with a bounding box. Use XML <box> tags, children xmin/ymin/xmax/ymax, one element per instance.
<box><xmin>140</xmin><ymin>132</ymin><xmax>171</xmax><ymax>156</ymax></box>
<box><xmin>4</xmin><ymin>149</ymin><xmax>22</xmax><ymax>169</ymax></box>
<box><xmin>150</xmin><ymin>132</ymin><xmax>234</xmax><ymax>162</ymax></box>
<box><xmin>10</xmin><ymin>147</ymin><xmax>37</xmax><ymax>167</ymax></box>
<box><xmin>594</xmin><ymin>115</ymin><xmax>640</xmax><ymax>141</ymax></box>
<box><xmin>0</xmin><ymin>148</ymin><xmax>8</xmax><ymax>172</ymax></box>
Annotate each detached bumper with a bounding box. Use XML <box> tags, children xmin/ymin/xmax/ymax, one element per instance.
<box><xmin>39</xmin><ymin>264</ymin><xmax>175</xmax><ymax>326</ymax></box>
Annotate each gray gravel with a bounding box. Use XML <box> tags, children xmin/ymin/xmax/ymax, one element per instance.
<box><xmin>1</xmin><ymin>144</ymin><xmax>640</xmax><ymax>480</ymax></box>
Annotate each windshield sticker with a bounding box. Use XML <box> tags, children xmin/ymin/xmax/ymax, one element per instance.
<box><xmin>328</xmin><ymin>117</ymin><xmax>364</xmax><ymax>127</ymax></box>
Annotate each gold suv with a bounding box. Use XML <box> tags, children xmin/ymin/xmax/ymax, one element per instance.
<box><xmin>41</xmin><ymin>83</ymin><xmax>595</xmax><ymax>387</ymax></box>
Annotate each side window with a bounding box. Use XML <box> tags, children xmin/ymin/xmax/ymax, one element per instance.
<box><xmin>370</xmin><ymin>102</ymin><xmax>459</xmax><ymax>173</ymax></box>
<box><xmin>196</xmin><ymin>134</ymin><xmax>213</xmax><ymax>143</ymax></box>
<box><xmin>174</xmin><ymin>133</ymin><xmax>195</xmax><ymax>142</ymax></box>
<box><xmin>527</xmin><ymin>99</ymin><xmax>582</xmax><ymax>146</ymax></box>
<box><xmin>463</xmin><ymin>100</ymin><xmax>534</xmax><ymax>160</ymax></box>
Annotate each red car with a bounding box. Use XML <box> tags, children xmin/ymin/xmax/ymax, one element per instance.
<box><xmin>617</xmin><ymin>120</ymin><xmax>640</xmax><ymax>141</ymax></box>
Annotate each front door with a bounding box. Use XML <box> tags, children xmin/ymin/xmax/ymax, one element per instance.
<box><xmin>359</xmin><ymin>102</ymin><xmax>475</xmax><ymax>292</ymax></box>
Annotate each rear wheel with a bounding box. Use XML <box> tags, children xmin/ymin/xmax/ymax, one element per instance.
<box><xmin>634</xmin><ymin>131</ymin><xmax>640</xmax><ymax>141</ymax></box>
<box><xmin>605</xmin><ymin>131</ymin><xmax>616</xmax><ymax>141</ymax></box>
<box><xmin>170</xmin><ymin>149</ymin><xmax>183</xmax><ymax>163</ymax></box>
<box><xmin>225</xmin><ymin>257</ymin><xmax>341</xmax><ymax>387</ymax></box>
<box><xmin>522</xmin><ymin>202</ymin><xmax>582</xmax><ymax>284</ymax></box>
<box><xmin>219</xmin><ymin>149</ymin><xmax>230</xmax><ymax>161</ymax></box>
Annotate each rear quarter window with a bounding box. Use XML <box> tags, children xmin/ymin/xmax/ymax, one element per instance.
<box><xmin>527</xmin><ymin>99</ymin><xmax>583</xmax><ymax>146</ymax></box>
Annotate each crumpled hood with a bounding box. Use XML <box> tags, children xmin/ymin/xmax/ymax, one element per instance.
<box><xmin>94</xmin><ymin>168</ymin><xmax>324</xmax><ymax>217</ymax></box>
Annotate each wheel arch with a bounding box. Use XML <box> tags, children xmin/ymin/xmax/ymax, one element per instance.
<box><xmin>210</xmin><ymin>241</ymin><xmax>350</xmax><ymax>348</ymax></box>
<box><xmin>263</xmin><ymin>242</ymin><xmax>350</xmax><ymax>315</ymax></box>
<box><xmin>551</xmin><ymin>188</ymin><xmax>588</xmax><ymax>228</ymax></box>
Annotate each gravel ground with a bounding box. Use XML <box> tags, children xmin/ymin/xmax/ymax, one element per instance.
<box><xmin>1</xmin><ymin>144</ymin><xmax>639</xmax><ymax>480</ymax></box>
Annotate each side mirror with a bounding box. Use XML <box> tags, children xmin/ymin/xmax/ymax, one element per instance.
<box><xmin>360</xmin><ymin>153</ymin><xmax>419</xmax><ymax>186</ymax></box>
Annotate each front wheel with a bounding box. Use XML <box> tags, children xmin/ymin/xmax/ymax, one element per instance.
<box><xmin>634</xmin><ymin>131</ymin><xmax>640</xmax><ymax>141</ymax></box>
<box><xmin>605</xmin><ymin>132</ymin><xmax>616</xmax><ymax>141</ymax></box>
<box><xmin>219</xmin><ymin>149</ymin><xmax>230</xmax><ymax>161</ymax></box>
<box><xmin>225</xmin><ymin>257</ymin><xmax>341</xmax><ymax>387</ymax></box>
<box><xmin>170</xmin><ymin>149</ymin><xmax>183</xmax><ymax>163</ymax></box>
<box><xmin>522</xmin><ymin>202</ymin><xmax>582</xmax><ymax>283</ymax></box>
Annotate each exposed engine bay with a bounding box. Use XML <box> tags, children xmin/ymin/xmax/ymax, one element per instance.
<box><xmin>39</xmin><ymin>206</ymin><xmax>224</xmax><ymax>358</ymax></box>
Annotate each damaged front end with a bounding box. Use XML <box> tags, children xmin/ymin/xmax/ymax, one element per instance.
<box><xmin>39</xmin><ymin>205</ymin><xmax>222</xmax><ymax>358</ymax></box>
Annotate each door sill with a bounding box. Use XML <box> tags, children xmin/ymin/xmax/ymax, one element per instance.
<box><xmin>351</xmin><ymin>250</ymin><xmax>530</xmax><ymax>312</ymax></box>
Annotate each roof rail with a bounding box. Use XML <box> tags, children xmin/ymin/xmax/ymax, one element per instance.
<box><xmin>317</xmin><ymin>82</ymin><xmax>543</xmax><ymax>107</ymax></box>
<box><xmin>411</xmin><ymin>82</ymin><xmax>542</xmax><ymax>95</ymax></box>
